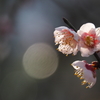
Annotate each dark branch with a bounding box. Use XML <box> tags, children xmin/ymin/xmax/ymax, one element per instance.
<box><xmin>63</xmin><ymin>18</ymin><xmax>77</xmax><ymax>32</ymax></box>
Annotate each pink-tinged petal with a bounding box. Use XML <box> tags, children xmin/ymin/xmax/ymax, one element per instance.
<box><xmin>57</xmin><ymin>42</ymin><xmax>79</xmax><ymax>55</ymax></box>
<box><xmin>79</xmin><ymin>23</ymin><xmax>95</xmax><ymax>33</ymax></box>
<box><xmin>77</xmin><ymin>30</ymin><xmax>84</xmax><ymax>37</ymax></box>
<box><xmin>55</xmin><ymin>26</ymin><xmax>69</xmax><ymax>31</ymax></box>
<box><xmin>54</xmin><ymin>35</ymin><xmax>64</xmax><ymax>45</ymax></box>
<box><xmin>58</xmin><ymin>44</ymin><xmax>73</xmax><ymax>55</ymax></box>
<box><xmin>95</xmin><ymin>43</ymin><xmax>100</xmax><ymax>51</ymax></box>
<box><xmin>72</xmin><ymin>60</ymin><xmax>86</xmax><ymax>70</ymax></box>
<box><xmin>95</xmin><ymin>27</ymin><xmax>100</xmax><ymax>42</ymax></box>
<box><xmin>54</xmin><ymin>32</ymin><xmax>64</xmax><ymax>45</ymax></box>
<box><xmin>55</xmin><ymin>26</ymin><xmax>79</xmax><ymax>41</ymax></box>
<box><xmin>54</xmin><ymin>30</ymin><xmax>63</xmax><ymax>36</ymax></box>
<box><xmin>78</xmin><ymin>39</ymin><xmax>93</xmax><ymax>57</ymax></box>
<box><xmin>78</xmin><ymin>29</ymin><xmax>98</xmax><ymax>57</ymax></box>
<box><xmin>80</xmin><ymin>47</ymin><xmax>95</xmax><ymax>57</ymax></box>
<box><xmin>73</xmin><ymin>44</ymin><xmax>79</xmax><ymax>55</ymax></box>
<box><xmin>55</xmin><ymin>26</ymin><xmax>76</xmax><ymax>34</ymax></box>
<box><xmin>95</xmin><ymin>27</ymin><xmax>100</xmax><ymax>37</ymax></box>
<box><xmin>83</xmin><ymin>70</ymin><xmax>96</xmax><ymax>88</ymax></box>
<box><xmin>73</xmin><ymin>31</ymin><xmax>79</xmax><ymax>41</ymax></box>
<box><xmin>88</xmin><ymin>28</ymin><xmax>96</xmax><ymax>35</ymax></box>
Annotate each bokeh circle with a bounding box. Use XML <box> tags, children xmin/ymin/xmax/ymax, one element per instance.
<box><xmin>23</xmin><ymin>43</ymin><xmax>59</xmax><ymax>79</ymax></box>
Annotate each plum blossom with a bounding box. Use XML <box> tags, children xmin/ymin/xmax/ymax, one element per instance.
<box><xmin>71</xmin><ymin>60</ymin><xmax>98</xmax><ymax>88</ymax></box>
<box><xmin>53</xmin><ymin>20</ymin><xmax>100</xmax><ymax>88</ymax></box>
<box><xmin>77</xmin><ymin>23</ymin><xmax>100</xmax><ymax>57</ymax></box>
<box><xmin>54</xmin><ymin>26</ymin><xmax>79</xmax><ymax>55</ymax></box>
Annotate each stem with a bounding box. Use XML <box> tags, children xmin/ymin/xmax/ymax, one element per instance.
<box><xmin>94</xmin><ymin>52</ymin><xmax>100</xmax><ymax>64</ymax></box>
<box><xmin>63</xmin><ymin>18</ymin><xmax>77</xmax><ymax>32</ymax></box>
<box><xmin>63</xmin><ymin>17</ymin><xmax>100</xmax><ymax>63</ymax></box>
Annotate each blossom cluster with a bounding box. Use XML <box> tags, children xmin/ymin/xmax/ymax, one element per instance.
<box><xmin>53</xmin><ymin>23</ymin><xmax>100</xmax><ymax>88</ymax></box>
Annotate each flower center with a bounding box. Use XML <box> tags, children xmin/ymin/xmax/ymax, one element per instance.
<box><xmin>84</xmin><ymin>35</ymin><xmax>95</xmax><ymax>47</ymax></box>
<box><xmin>82</xmin><ymin>32</ymin><xmax>98</xmax><ymax>48</ymax></box>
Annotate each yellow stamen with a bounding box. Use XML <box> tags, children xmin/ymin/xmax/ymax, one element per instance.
<box><xmin>71</xmin><ymin>64</ymin><xmax>72</xmax><ymax>66</ymax></box>
<box><xmin>77</xmin><ymin>74</ymin><xmax>82</xmax><ymax>77</ymax></box>
<box><xmin>76</xmin><ymin>66</ymin><xmax>79</xmax><ymax>68</ymax></box>
<box><xmin>81</xmin><ymin>80</ymin><xmax>87</xmax><ymax>85</ymax></box>
<box><xmin>74</xmin><ymin>73</ymin><xmax>78</xmax><ymax>75</ymax></box>
<box><xmin>84</xmin><ymin>35</ymin><xmax>95</xmax><ymax>47</ymax></box>
<box><xmin>80</xmin><ymin>76</ymin><xmax>84</xmax><ymax>80</ymax></box>
<box><xmin>86</xmin><ymin>86</ymin><xmax>89</xmax><ymax>88</ymax></box>
<box><xmin>56</xmin><ymin>48</ymin><xmax>59</xmax><ymax>51</ymax></box>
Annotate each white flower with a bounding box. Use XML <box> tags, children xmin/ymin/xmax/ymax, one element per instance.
<box><xmin>71</xmin><ymin>60</ymin><xmax>97</xmax><ymax>88</ymax></box>
<box><xmin>77</xmin><ymin>23</ymin><xmax>100</xmax><ymax>57</ymax></box>
<box><xmin>54</xmin><ymin>26</ymin><xmax>79</xmax><ymax>55</ymax></box>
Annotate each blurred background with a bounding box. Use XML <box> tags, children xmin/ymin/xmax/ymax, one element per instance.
<box><xmin>0</xmin><ymin>0</ymin><xmax>100</xmax><ymax>100</ymax></box>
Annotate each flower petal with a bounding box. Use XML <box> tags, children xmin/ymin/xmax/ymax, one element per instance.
<box><xmin>53</xmin><ymin>26</ymin><xmax>79</xmax><ymax>55</ymax></box>
<box><xmin>72</xmin><ymin>44</ymin><xmax>79</xmax><ymax>55</ymax></box>
<box><xmin>77</xmin><ymin>30</ymin><xmax>84</xmax><ymax>37</ymax></box>
<box><xmin>55</xmin><ymin>26</ymin><xmax>69</xmax><ymax>31</ymax></box>
<box><xmin>54</xmin><ymin>29</ymin><xmax>66</xmax><ymax>44</ymax></box>
<box><xmin>83</xmin><ymin>70</ymin><xmax>96</xmax><ymax>88</ymax></box>
<box><xmin>55</xmin><ymin>26</ymin><xmax>79</xmax><ymax>41</ymax></box>
<box><xmin>54</xmin><ymin>30</ymin><xmax>63</xmax><ymax>36</ymax></box>
<box><xmin>78</xmin><ymin>39</ymin><xmax>96</xmax><ymax>57</ymax></box>
<box><xmin>80</xmin><ymin>47</ymin><xmax>95</xmax><ymax>57</ymax></box>
<box><xmin>89</xmin><ymin>28</ymin><xmax>96</xmax><ymax>35</ymax></box>
<box><xmin>58</xmin><ymin>44</ymin><xmax>73</xmax><ymax>55</ymax></box>
<box><xmin>95</xmin><ymin>27</ymin><xmax>100</xmax><ymax>37</ymax></box>
<box><xmin>79</xmin><ymin>23</ymin><xmax>95</xmax><ymax>33</ymax></box>
<box><xmin>72</xmin><ymin>60</ymin><xmax>86</xmax><ymax>70</ymax></box>
<box><xmin>72</xmin><ymin>60</ymin><xmax>97</xmax><ymax>88</ymax></box>
<box><xmin>95</xmin><ymin>43</ymin><xmax>100</xmax><ymax>51</ymax></box>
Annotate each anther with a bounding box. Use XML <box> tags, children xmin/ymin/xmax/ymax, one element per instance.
<box><xmin>74</xmin><ymin>72</ymin><xmax>78</xmax><ymax>75</ymax></box>
<box><xmin>80</xmin><ymin>76</ymin><xmax>84</xmax><ymax>80</ymax></box>
<box><xmin>77</xmin><ymin>74</ymin><xmax>82</xmax><ymax>77</ymax></box>
<box><xmin>72</xmin><ymin>54</ymin><xmax>75</xmax><ymax>56</ymax></box>
<box><xmin>76</xmin><ymin>66</ymin><xmax>79</xmax><ymax>68</ymax></box>
<box><xmin>86</xmin><ymin>86</ymin><xmax>89</xmax><ymax>88</ymax></box>
<box><xmin>56</xmin><ymin>48</ymin><xmax>59</xmax><ymax>51</ymax></box>
<box><xmin>81</xmin><ymin>80</ymin><xmax>87</xmax><ymax>85</ymax></box>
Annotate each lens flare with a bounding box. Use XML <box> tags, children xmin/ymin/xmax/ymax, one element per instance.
<box><xmin>23</xmin><ymin>43</ymin><xmax>59</xmax><ymax>79</ymax></box>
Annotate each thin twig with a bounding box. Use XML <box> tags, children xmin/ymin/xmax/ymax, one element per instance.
<box><xmin>63</xmin><ymin>18</ymin><xmax>77</xmax><ymax>32</ymax></box>
<box><xmin>94</xmin><ymin>52</ymin><xmax>100</xmax><ymax>66</ymax></box>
